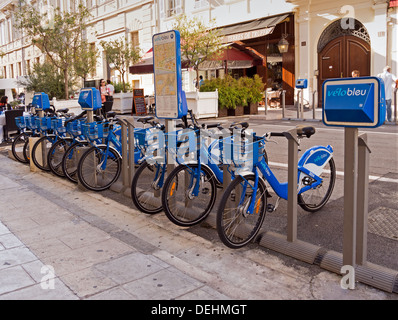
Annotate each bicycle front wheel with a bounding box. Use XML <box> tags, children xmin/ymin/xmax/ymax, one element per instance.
<box><xmin>298</xmin><ymin>157</ymin><xmax>336</xmax><ymax>212</ymax></box>
<box><xmin>131</xmin><ymin>161</ymin><xmax>165</xmax><ymax>214</ymax></box>
<box><xmin>77</xmin><ymin>145</ymin><xmax>121</xmax><ymax>191</ymax></box>
<box><xmin>12</xmin><ymin>132</ymin><xmax>30</xmax><ymax>163</ymax></box>
<box><xmin>62</xmin><ymin>141</ymin><xmax>88</xmax><ymax>183</ymax></box>
<box><xmin>216</xmin><ymin>174</ymin><xmax>267</xmax><ymax>249</ymax></box>
<box><xmin>48</xmin><ymin>137</ymin><xmax>73</xmax><ymax>177</ymax></box>
<box><xmin>161</xmin><ymin>164</ymin><xmax>216</xmax><ymax>227</ymax></box>
<box><xmin>31</xmin><ymin>135</ymin><xmax>56</xmax><ymax>171</ymax></box>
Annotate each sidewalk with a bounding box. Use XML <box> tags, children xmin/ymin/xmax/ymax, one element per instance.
<box><xmin>0</xmin><ymin>146</ymin><xmax>396</xmax><ymax>301</ymax></box>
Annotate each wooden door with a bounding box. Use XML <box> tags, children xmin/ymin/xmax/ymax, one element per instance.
<box><xmin>318</xmin><ymin>35</ymin><xmax>370</xmax><ymax>106</ymax></box>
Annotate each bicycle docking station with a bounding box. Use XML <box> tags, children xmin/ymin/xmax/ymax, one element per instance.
<box><xmin>258</xmin><ymin>77</ymin><xmax>397</xmax><ymax>293</ymax></box>
<box><xmin>76</xmin><ymin>88</ymin><xmax>102</xmax><ymax>191</ymax></box>
<box><xmin>29</xmin><ymin>92</ymin><xmax>50</xmax><ymax>173</ymax></box>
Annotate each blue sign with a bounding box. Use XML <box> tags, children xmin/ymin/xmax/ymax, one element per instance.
<box><xmin>152</xmin><ymin>30</ymin><xmax>187</xmax><ymax>120</ymax></box>
<box><xmin>32</xmin><ymin>92</ymin><xmax>50</xmax><ymax>111</ymax></box>
<box><xmin>296</xmin><ymin>79</ymin><xmax>308</xmax><ymax>89</ymax></box>
<box><xmin>78</xmin><ymin>88</ymin><xmax>102</xmax><ymax>111</ymax></box>
<box><xmin>322</xmin><ymin>77</ymin><xmax>386</xmax><ymax>128</ymax></box>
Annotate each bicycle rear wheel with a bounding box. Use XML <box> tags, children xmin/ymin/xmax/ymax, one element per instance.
<box><xmin>131</xmin><ymin>161</ymin><xmax>165</xmax><ymax>214</ymax></box>
<box><xmin>77</xmin><ymin>145</ymin><xmax>121</xmax><ymax>191</ymax></box>
<box><xmin>161</xmin><ymin>164</ymin><xmax>216</xmax><ymax>227</ymax></box>
<box><xmin>216</xmin><ymin>174</ymin><xmax>267</xmax><ymax>249</ymax></box>
<box><xmin>31</xmin><ymin>135</ymin><xmax>56</xmax><ymax>171</ymax></box>
<box><xmin>298</xmin><ymin>157</ymin><xmax>336</xmax><ymax>212</ymax></box>
<box><xmin>48</xmin><ymin>137</ymin><xmax>73</xmax><ymax>177</ymax></box>
<box><xmin>12</xmin><ymin>132</ymin><xmax>30</xmax><ymax>163</ymax></box>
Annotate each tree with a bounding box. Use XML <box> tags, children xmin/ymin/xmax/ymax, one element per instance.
<box><xmin>173</xmin><ymin>14</ymin><xmax>223</xmax><ymax>90</ymax></box>
<box><xmin>100</xmin><ymin>37</ymin><xmax>141</xmax><ymax>93</ymax></box>
<box><xmin>16</xmin><ymin>2</ymin><xmax>92</xmax><ymax>99</ymax></box>
<box><xmin>74</xmin><ymin>41</ymin><xmax>98</xmax><ymax>85</ymax></box>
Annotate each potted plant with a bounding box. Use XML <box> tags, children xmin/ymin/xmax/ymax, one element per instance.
<box><xmin>239</xmin><ymin>75</ymin><xmax>264</xmax><ymax>115</ymax></box>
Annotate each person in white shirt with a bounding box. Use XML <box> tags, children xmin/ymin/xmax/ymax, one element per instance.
<box><xmin>106</xmin><ymin>80</ymin><xmax>115</xmax><ymax>102</ymax></box>
<box><xmin>378</xmin><ymin>66</ymin><xmax>397</xmax><ymax>122</ymax></box>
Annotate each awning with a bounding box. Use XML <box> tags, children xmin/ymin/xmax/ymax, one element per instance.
<box><xmin>129</xmin><ymin>42</ymin><xmax>265</xmax><ymax>74</ymax></box>
<box><xmin>199</xmin><ymin>42</ymin><xmax>265</xmax><ymax>70</ymax></box>
<box><xmin>220</xmin><ymin>13</ymin><xmax>290</xmax><ymax>43</ymax></box>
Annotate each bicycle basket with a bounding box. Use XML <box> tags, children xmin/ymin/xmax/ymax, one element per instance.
<box><xmin>26</xmin><ymin>116</ymin><xmax>39</xmax><ymax>130</ymax></box>
<box><xmin>51</xmin><ymin>118</ymin><xmax>67</xmax><ymax>134</ymax></box>
<box><xmin>223</xmin><ymin>134</ymin><xmax>265</xmax><ymax>169</ymax></box>
<box><xmin>82</xmin><ymin>122</ymin><xmax>110</xmax><ymax>140</ymax></box>
<box><xmin>36</xmin><ymin>117</ymin><xmax>54</xmax><ymax>131</ymax></box>
<box><xmin>15</xmin><ymin>116</ymin><xmax>29</xmax><ymax>129</ymax></box>
<box><xmin>66</xmin><ymin>119</ymin><xmax>83</xmax><ymax>137</ymax></box>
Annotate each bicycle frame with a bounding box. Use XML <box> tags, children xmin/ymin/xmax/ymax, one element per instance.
<box><xmin>240</xmin><ymin>144</ymin><xmax>334</xmax><ymax>215</ymax></box>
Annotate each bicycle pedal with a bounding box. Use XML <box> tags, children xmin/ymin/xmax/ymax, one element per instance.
<box><xmin>267</xmin><ymin>204</ymin><xmax>275</xmax><ymax>213</ymax></box>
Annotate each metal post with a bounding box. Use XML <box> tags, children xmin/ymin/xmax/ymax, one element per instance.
<box><xmin>300</xmin><ymin>88</ymin><xmax>304</xmax><ymax>119</ymax></box>
<box><xmin>356</xmin><ymin>134</ymin><xmax>370</xmax><ymax>266</ymax></box>
<box><xmin>282</xmin><ymin>90</ymin><xmax>286</xmax><ymax>119</ymax></box>
<box><xmin>312</xmin><ymin>90</ymin><xmax>317</xmax><ymax>120</ymax></box>
<box><xmin>343</xmin><ymin>127</ymin><xmax>358</xmax><ymax>268</ymax></box>
<box><xmin>264</xmin><ymin>90</ymin><xmax>268</xmax><ymax>115</ymax></box>
<box><xmin>394</xmin><ymin>88</ymin><xmax>397</xmax><ymax>123</ymax></box>
<box><xmin>120</xmin><ymin>118</ymin><xmax>129</xmax><ymax>189</ymax></box>
<box><xmin>285</xmin><ymin>128</ymin><xmax>299</xmax><ymax>242</ymax></box>
<box><xmin>126</xmin><ymin>119</ymin><xmax>136</xmax><ymax>187</ymax></box>
<box><xmin>296</xmin><ymin>91</ymin><xmax>301</xmax><ymax>119</ymax></box>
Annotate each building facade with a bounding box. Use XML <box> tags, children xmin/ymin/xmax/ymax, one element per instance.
<box><xmin>0</xmin><ymin>0</ymin><xmax>396</xmax><ymax>106</ymax></box>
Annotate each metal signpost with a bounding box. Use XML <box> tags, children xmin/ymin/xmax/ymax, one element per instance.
<box><xmin>295</xmin><ymin>79</ymin><xmax>307</xmax><ymax>119</ymax></box>
<box><xmin>322</xmin><ymin>76</ymin><xmax>386</xmax><ymax>271</ymax></box>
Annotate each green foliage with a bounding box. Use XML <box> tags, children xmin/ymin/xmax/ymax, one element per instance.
<box><xmin>15</xmin><ymin>2</ymin><xmax>92</xmax><ymax>99</ymax></box>
<box><xmin>173</xmin><ymin>14</ymin><xmax>223</xmax><ymax>87</ymax></box>
<box><xmin>113</xmin><ymin>82</ymin><xmax>132</xmax><ymax>93</ymax></box>
<box><xmin>100</xmin><ymin>38</ymin><xmax>141</xmax><ymax>93</ymax></box>
<box><xmin>17</xmin><ymin>63</ymin><xmax>76</xmax><ymax>100</ymax></box>
<box><xmin>200</xmin><ymin>75</ymin><xmax>265</xmax><ymax>109</ymax></box>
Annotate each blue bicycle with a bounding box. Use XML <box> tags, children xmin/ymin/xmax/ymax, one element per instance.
<box><xmin>216</xmin><ymin>126</ymin><xmax>336</xmax><ymax>248</ymax></box>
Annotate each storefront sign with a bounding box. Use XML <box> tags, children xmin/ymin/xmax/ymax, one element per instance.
<box><xmin>322</xmin><ymin>77</ymin><xmax>386</xmax><ymax>128</ymax></box>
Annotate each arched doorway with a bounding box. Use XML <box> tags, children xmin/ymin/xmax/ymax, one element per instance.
<box><xmin>317</xmin><ymin>19</ymin><xmax>371</xmax><ymax>107</ymax></box>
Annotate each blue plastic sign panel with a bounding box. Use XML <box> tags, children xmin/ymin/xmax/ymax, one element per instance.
<box><xmin>32</xmin><ymin>92</ymin><xmax>50</xmax><ymax>111</ymax></box>
<box><xmin>153</xmin><ymin>30</ymin><xmax>187</xmax><ymax>119</ymax></box>
<box><xmin>78</xmin><ymin>88</ymin><xmax>102</xmax><ymax>111</ymax></box>
<box><xmin>322</xmin><ymin>77</ymin><xmax>386</xmax><ymax>128</ymax></box>
<box><xmin>296</xmin><ymin>79</ymin><xmax>308</xmax><ymax>89</ymax></box>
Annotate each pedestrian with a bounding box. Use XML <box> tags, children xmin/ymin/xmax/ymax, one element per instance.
<box><xmin>199</xmin><ymin>75</ymin><xmax>204</xmax><ymax>87</ymax></box>
<box><xmin>106</xmin><ymin>80</ymin><xmax>114</xmax><ymax>102</ymax></box>
<box><xmin>352</xmin><ymin>70</ymin><xmax>360</xmax><ymax>78</ymax></box>
<box><xmin>378</xmin><ymin>66</ymin><xmax>397</xmax><ymax>122</ymax></box>
<box><xmin>99</xmin><ymin>79</ymin><xmax>108</xmax><ymax>103</ymax></box>
<box><xmin>0</xmin><ymin>96</ymin><xmax>10</xmax><ymax>112</ymax></box>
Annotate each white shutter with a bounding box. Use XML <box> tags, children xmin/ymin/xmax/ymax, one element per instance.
<box><xmin>175</xmin><ymin>0</ymin><xmax>183</xmax><ymax>15</ymax></box>
<box><xmin>159</xmin><ymin>0</ymin><xmax>165</xmax><ymax>19</ymax></box>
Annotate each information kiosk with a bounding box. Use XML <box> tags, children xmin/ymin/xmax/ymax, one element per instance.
<box><xmin>78</xmin><ymin>87</ymin><xmax>102</xmax><ymax>122</ymax></box>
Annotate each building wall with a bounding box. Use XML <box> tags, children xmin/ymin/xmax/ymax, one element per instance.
<box><xmin>289</xmin><ymin>0</ymin><xmax>397</xmax><ymax>105</ymax></box>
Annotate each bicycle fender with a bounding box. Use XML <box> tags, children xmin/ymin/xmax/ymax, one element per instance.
<box><xmin>298</xmin><ymin>145</ymin><xmax>333</xmax><ymax>178</ymax></box>
<box><xmin>94</xmin><ymin>144</ymin><xmax>122</xmax><ymax>159</ymax></box>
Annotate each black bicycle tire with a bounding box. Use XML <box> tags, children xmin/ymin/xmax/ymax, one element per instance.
<box><xmin>31</xmin><ymin>135</ymin><xmax>55</xmax><ymax>171</ymax></box>
<box><xmin>77</xmin><ymin>145</ymin><xmax>121</xmax><ymax>191</ymax></box>
<box><xmin>12</xmin><ymin>132</ymin><xmax>30</xmax><ymax>163</ymax></box>
<box><xmin>297</xmin><ymin>157</ymin><xmax>336</xmax><ymax>212</ymax></box>
<box><xmin>131</xmin><ymin>161</ymin><xmax>164</xmax><ymax>214</ymax></box>
<box><xmin>48</xmin><ymin>137</ymin><xmax>73</xmax><ymax>177</ymax></box>
<box><xmin>216</xmin><ymin>174</ymin><xmax>267</xmax><ymax>249</ymax></box>
<box><xmin>161</xmin><ymin>164</ymin><xmax>217</xmax><ymax>227</ymax></box>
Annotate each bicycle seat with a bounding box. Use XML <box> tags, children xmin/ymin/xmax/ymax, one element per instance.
<box><xmin>106</xmin><ymin>111</ymin><xmax>117</xmax><ymax>119</ymax></box>
<box><xmin>230</xmin><ymin>121</ymin><xmax>249</xmax><ymax>129</ymax></box>
<box><xmin>57</xmin><ymin>108</ymin><xmax>69</xmax><ymax>114</ymax></box>
<box><xmin>137</xmin><ymin>116</ymin><xmax>155</xmax><ymax>124</ymax></box>
<box><xmin>296</xmin><ymin>126</ymin><xmax>316</xmax><ymax>138</ymax></box>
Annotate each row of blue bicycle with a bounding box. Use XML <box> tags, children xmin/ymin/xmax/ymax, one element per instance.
<box><xmin>11</xmin><ymin>89</ymin><xmax>336</xmax><ymax>249</ymax></box>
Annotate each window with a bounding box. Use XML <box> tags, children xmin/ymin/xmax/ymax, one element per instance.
<box><xmin>3</xmin><ymin>66</ymin><xmax>6</xmax><ymax>79</ymax></box>
<box><xmin>161</xmin><ymin>0</ymin><xmax>183</xmax><ymax>18</ymax></box>
<box><xmin>130</xmin><ymin>31</ymin><xmax>139</xmax><ymax>49</ymax></box>
<box><xmin>194</xmin><ymin>0</ymin><xmax>209</xmax><ymax>10</ymax></box>
<box><xmin>18</xmin><ymin>62</ymin><xmax>22</xmax><ymax>77</ymax></box>
<box><xmin>10</xmin><ymin>64</ymin><xmax>14</xmax><ymax>78</ymax></box>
